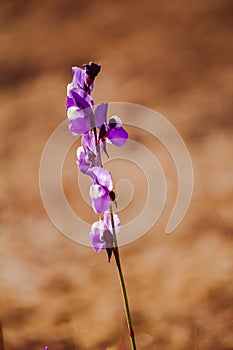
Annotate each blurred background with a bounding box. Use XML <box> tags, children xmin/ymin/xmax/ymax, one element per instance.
<box><xmin>0</xmin><ymin>0</ymin><xmax>232</xmax><ymax>349</ymax></box>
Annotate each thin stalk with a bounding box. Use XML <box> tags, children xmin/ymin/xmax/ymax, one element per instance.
<box><xmin>110</xmin><ymin>206</ymin><xmax>137</xmax><ymax>350</ymax></box>
<box><xmin>90</xmin><ymin>112</ymin><xmax>136</xmax><ymax>349</ymax></box>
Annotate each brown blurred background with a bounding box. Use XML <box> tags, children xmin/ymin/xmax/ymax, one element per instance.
<box><xmin>0</xmin><ymin>1</ymin><xmax>233</xmax><ymax>349</ymax></box>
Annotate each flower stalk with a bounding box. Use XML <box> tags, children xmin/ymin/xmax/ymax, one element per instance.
<box><xmin>66</xmin><ymin>62</ymin><xmax>137</xmax><ymax>349</ymax></box>
<box><xmin>110</xmin><ymin>206</ymin><xmax>137</xmax><ymax>350</ymax></box>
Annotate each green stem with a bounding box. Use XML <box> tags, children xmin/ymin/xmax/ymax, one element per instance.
<box><xmin>110</xmin><ymin>206</ymin><xmax>137</xmax><ymax>350</ymax></box>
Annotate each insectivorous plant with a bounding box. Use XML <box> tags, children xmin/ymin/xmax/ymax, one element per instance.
<box><xmin>66</xmin><ymin>62</ymin><xmax>137</xmax><ymax>349</ymax></box>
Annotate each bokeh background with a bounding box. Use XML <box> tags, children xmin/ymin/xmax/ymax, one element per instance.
<box><xmin>0</xmin><ymin>1</ymin><xmax>233</xmax><ymax>349</ymax></box>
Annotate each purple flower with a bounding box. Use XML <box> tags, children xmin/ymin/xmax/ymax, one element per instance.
<box><xmin>89</xmin><ymin>167</ymin><xmax>113</xmax><ymax>213</ymax></box>
<box><xmin>71</xmin><ymin>101</ymin><xmax>128</xmax><ymax>146</ymax></box>
<box><xmin>71</xmin><ymin>66</ymin><xmax>91</xmax><ymax>91</ymax></box>
<box><xmin>66</xmin><ymin>63</ymin><xmax>100</xmax><ymax>108</ymax></box>
<box><xmin>77</xmin><ymin>146</ymin><xmax>98</xmax><ymax>179</ymax></box>
<box><xmin>66</xmin><ymin>66</ymin><xmax>94</xmax><ymax>110</ymax></box>
<box><xmin>97</xmin><ymin>106</ymin><xmax>128</xmax><ymax>146</ymax></box>
<box><xmin>67</xmin><ymin>103</ymin><xmax>108</xmax><ymax>136</ymax></box>
<box><xmin>81</xmin><ymin>132</ymin><xmax>97</xmax><ymax>154</ymax></box>
<box><xmin>90</xmin><ymin>212</ymin><xmax>120</xmax><ymax>252</ymax></box>
<box><xmin>66</xmin><ymin>64</ymin><xmax>101</xmax><ymax>135</ymax></box>
<box><xmin>67</xmin><ymin>106</ymin><xmax>93</xmax><ymax>135</ymax></box>
<box><xmin>93</xmin><ymin>102</ymin><xmax>108</xmax><ymax>127</ymax></box>
<box><xmin>105</xmin><ymin>115</ymin><xmax>128</xmax><ymax>146</ymax></box>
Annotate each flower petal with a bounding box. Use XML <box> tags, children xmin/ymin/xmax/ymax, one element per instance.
<box><xmin>94</xmin><ymin>103</ymin><xmax>108</xmax><ymax>128</ymax></box>
<box><xmin>102</xmin><ymin>228</ymin><xmax>114</xmax><ymax>246</ymax></box>
<box><xmin>82</xmin><ymin>132</ymin><xmax>96</xmax><ymax>154</ymax></box>
<box><xmin>91</xmin><ymin>167</ymin><xmax>113</xmax><ymax>190</ymax></box>
<box><xmin>69</xmin><ymin>89</ymin><xmax>93</xmax><ymax>110</ymax></box>
<box><xmin>90</xmin><ymin>184</ymin><xmax>111</xmax><ymax>213</ymax></box>
<box><xmin>107</xmin><ymin>127</ymin><xmax>128</xmax><ymax>146</ymax></box>
<box><xmin>67</xmin><ymin>108</ymin><xmax>91</xmax><ymax>135</ymax></box>
<box><xmin>90</xmin><ymin>221</ymin><xmax>104</xmax><ymax>252</ymax></box>
<box><xmin>66</xmin><ymin>96</ymin><xmax>75</xmax><ymax>110</ymax></box>
<box><xmin>71</xmin><ymin>66</ymin><xmax>86</xmax><ymax>89</ymax></box>
<box><xmin>76</xmin><ymin>146</ymin><xmax>97</xmax><ymax>177</ymax></box>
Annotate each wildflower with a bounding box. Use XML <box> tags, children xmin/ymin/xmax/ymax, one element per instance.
<box><xmin>95</xmin><ymin>103</ymin><xmax>128</xmax><ymax>146</ymax></box>
<box><xmin>90</xmin><ymin>212</ymin><xmax>120</xmax><ymax>252</ymax></box>
<box><xmin>67</xmin><ymin>62</ymin><xmax>100</xmax><ymax>105</ymax></box>
<box><xmin>66</xmin><ymin>66</ymin><xmax>94</xmax><ymax>110</ymax></box>
<box><xmin>81</xmin><ymin>132</ymin><xmax>97</xmax><ymax>154</ymax></box>
<box><xmin>66</xmin><ymin>63</ymin><xmax>101</xmax><ymax>135</ymax></box>
<box><xmin>65</xmin><ymin>62</ymin><xmax>136</xmax><ymax>348</ymax></box>
<box><xmin>67</xmin><ymin>102</ymin><xmax>108</xmax><ymax>136</ymax></box>
<box><xmin>89</xmin><ymin>167</ymin><xmax>113</xmax><ymax>213</ymax></box>
<box><xmin>99</xmin><ymin>114</ymin><xmax>128</xmax><ymax>146</ymax></box>
<box><xmin>76</xmin><ymin>146</ymin><xmax>98</xmax><ymax>179</ymax></box>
